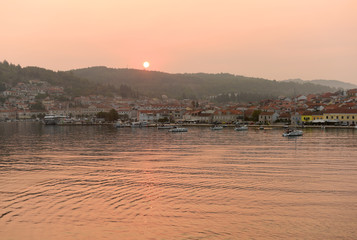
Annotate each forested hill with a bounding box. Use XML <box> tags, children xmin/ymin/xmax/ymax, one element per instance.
<box><xmin>0</xmin><ymin>60</ymin><xmax>337</xmax><ymax>101</ymax></box>
<box><xmin>71</xmin><ymin>66</ymin><xmax>335</xmax><ymax>100</ymax></box>
<box><xmin>0</xmin><ymin>61</ymin><xmax>121</xmax><ymax>97</ymax></box>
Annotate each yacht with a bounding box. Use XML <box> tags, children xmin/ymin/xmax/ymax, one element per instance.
<box><xmin>282</xmin><ymin>128</ymin><xmax>303</xmax><ymax>137</ymax></box>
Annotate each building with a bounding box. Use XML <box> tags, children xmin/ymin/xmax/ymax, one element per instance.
<box><xmin>259</xmin><ymin>112</ymin><xmax>279</xmax><ymax>124</ymax></box>
<box><xmin>323</xmin><ymin>109</ymin><xmax>357</xmax><ymax>125</ymax></box>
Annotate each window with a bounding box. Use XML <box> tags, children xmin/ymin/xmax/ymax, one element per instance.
<box><xmin>326</xmin><ymin>116</ymin><xmax>329</xmax><ymax>119</ymax></box>
<box><xmin>341</xmin><ymin>116</ymin><xmax>344</xmax><ymax>119</ymax></box>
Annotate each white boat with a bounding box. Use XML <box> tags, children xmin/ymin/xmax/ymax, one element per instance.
<box><xmin>211</xmin><ymin>125</ymin><xmax>223</xmax><ymax>130</ymax></box>
<box><xmin>43</xmin><ymin>115</ymin><xmax>56</xmax><ymax>125</ymax></box>
<box><xmin>234</xmin><ymin>125</ymin><xmax>248</xmax><ymax>131</ymax></box>
<box><xmin>168</xmin><ymin>127</ymin><xmax>188</xmax><ymax>132</ymax></box>
<box><xmin>43</xmin><ymin>115</ymin><xmax>67</xmax><ymax>125</ymax></box>
<box><xmin>282</xmin><ymin>128</ymin><xmax>303</xmax><ymax>137</ymax></box>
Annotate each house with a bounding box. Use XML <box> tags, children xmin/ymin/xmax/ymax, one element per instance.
<box><xmin>291</xmin><ymin>112</ymin><xmax>303</xmax><ymax>125</ymax></box>
<box><xmin>277</xmin><ymin>112</ymin><xmax>291</xmax><ymax>123</ymax></box>
<box><xmin>213</xmin><ymin>110</ymin><xmax>243</xmax><ymax>123</ymax></box>
<box><xmin>259</xmin><ymin>112</ymin><xmax>279</xmax><ymax>124</ymax></box>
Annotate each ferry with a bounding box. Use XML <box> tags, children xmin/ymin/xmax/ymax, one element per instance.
<box><xmin>43</xmin><ymin>115</ymin><xmax>67</xmax><ymax>125</ymax></box>
<box><xmin>43</xmin><ymin>115</ymin><xmax>57</xmax><ymax>125</ymax></box>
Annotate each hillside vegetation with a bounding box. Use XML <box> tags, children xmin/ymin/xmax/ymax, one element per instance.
<box><xmin>0</xmin><ymin>61</ymin><xmax>121</xmax><ymax>97</ymax></box>
<box><xmin>1</xmin><ymin>61</ymin><xmax>338</xmax><ymax>102</ymax></box>
<box><xmin>71</xmin><ymin>66</ymin><xmax>335</xmax><ymax>100</ymax></box>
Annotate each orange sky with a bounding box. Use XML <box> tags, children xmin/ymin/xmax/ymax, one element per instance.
<box><xmin>1</xmin><ymin>0</ymin><xmax>356</xmax><ymax>84</ymax></box>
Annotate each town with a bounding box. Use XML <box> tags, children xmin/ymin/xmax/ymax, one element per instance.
<box><xmin>1</xmin><ymin>79</ymin><xmax>357</xmax><ymax>126</ymax></box>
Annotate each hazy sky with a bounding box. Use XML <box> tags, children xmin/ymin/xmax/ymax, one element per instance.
<box><xmin>1</xmin><ymin>0</ymin><xmax>356</xmax><ymax>84</ymax></box>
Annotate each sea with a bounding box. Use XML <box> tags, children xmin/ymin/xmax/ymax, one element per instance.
<box><xmin>1</xmin><ymin>122</ymin><xmax>357</xmax><ymax>239</ymax></box>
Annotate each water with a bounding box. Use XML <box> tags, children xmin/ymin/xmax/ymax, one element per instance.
<box><xmin>1</xmin><ymin>122</ymin><xmax>357</xmax><ymax>239</ymax></box>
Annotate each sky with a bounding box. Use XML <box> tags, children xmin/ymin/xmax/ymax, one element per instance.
<box><xmin>1</xmin><ymin>0</ymin><xmax>357</xmax><ymax>84</ymax></box>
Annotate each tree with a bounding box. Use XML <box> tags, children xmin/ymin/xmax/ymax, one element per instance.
<box><xmin>96</xmin><ymin>109</ymin><xmax>119</xmax><ymax>122</ymax></box>
<box><xmin>158</xmin><ymin>117</ymin><xmax>169</xmax><ymax>123</ymax></box>
<box><xmin>108</xmin><ymin>109</ymin><xmax>119</xmax><ymax>122</ymax></box>
<box><xmin>30</xmin><ymin>101</ymin><xmax>46</xmax><ymax>111</ymax></box>
<box><xmin>251</xmin><ymin>110</ymin><xmax>262</xmax><ymax>122</ymax></box>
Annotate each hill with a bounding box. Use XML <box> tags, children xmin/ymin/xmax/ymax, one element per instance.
<box><xmin>71</xmin><ymin>66</ymin><xmax>335</xmax><ymax>101</ymax></box>
<box><xmin>0</xmin><ymin>61</ymin><xmax>122</xmax><ymax>97</ymax></box>
<box><xmin>284</xmin><ymin>79</ymin><xmax>357</xmax><ymax>90</ymax></box>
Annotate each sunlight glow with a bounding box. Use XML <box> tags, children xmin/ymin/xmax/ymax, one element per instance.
<box><xmin>143</xmin><ymin>61</ymin><xmax>150</xmax><ymax>69</ymax></box>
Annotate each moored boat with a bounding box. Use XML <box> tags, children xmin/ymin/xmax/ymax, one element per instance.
<box><xmin>211</xmin><ymin>125</ymin><xmax>223</xmax><ymax>130</ymax></box>
<box><xmin>43</xmin><ymin>115</ymin><xmax>67</xmax><ymax>125</ymax></box>
<box><xmin>282</xmin><ymin>128</ymin><xmax>303</xmax><ymax>137</ymax></box>
<box><xmin>157</xmin><ymin>124</ymin><xmax>174</xmax><ymax>129</ymax></box>
<box><xmin>234</xmin><ymin>125</ymin><xmax>248</xmax><ymax>131</ymax></box>
<box><xmin>168</xmin><ymin>127</ymin><xmax>188</xmax><ymax>132</ymax></box>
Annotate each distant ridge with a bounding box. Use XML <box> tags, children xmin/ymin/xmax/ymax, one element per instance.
<box><xmin>283</xmin><ymin>79</ymin><xmax>357</xmax><ymax>90</ymax></box>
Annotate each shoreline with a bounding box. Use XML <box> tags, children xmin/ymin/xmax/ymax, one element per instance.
<box><xmin>2</xmin><ymin>121</ymin><xmax>357</xmax><ymax>129</ymax></box>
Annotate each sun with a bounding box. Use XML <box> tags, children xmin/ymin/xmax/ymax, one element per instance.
<box><xmin>143</xmin><ymin>61</ymin><xmax>150</xmax><ymax>69</ymax></box>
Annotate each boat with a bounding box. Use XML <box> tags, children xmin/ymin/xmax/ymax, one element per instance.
<box><xmin>234</xmin><ymin>125</ymin><xmax>248</xmax><ymax>131</ymax></box>
<box><xmin>43</xmin><ymin>115</ymin><xmax>67</xmax><ymax>125</ymax></box>
<box><xmin>282</xmin><ymin>128</ymin><xmax>303</xmax><ymax>137</ymax></box>
<box><xmin>211</xmin><ymin>125</ymin><xmax>223</xmax><ymax>130</ymax></box>
<box><xmin>282</xmin><ymin>92</ymin><xmax>303</xmax><ymax>137</ymax></box>
<box><xmin>168</xmin><ymin>127</ymin><xmax>188</xmax><ymax>132</ymax></box>
<box><xmin>43</xmin><ymin>115</ymin><xmax>56</xmax><ymax>125</ymax></box>
<box><xmin>131</xmin><ymin>121</ymin><xmax>148</xmax><ymax>128</ymax></box>
<box><xmin>157</xmin><ymin>124</ymin><xmax>174</xmax><ymax>129</ymax></box>
<box><xmin>115</xmin><ymin>121</ymin><xmax>124</xmax><ymax>128</ymax></box>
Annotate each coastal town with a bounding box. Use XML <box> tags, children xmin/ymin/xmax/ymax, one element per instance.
<box><xmin>1</xmin><ymin>79</ymin><xmax>357</xmax><ymax>126</ymax></box>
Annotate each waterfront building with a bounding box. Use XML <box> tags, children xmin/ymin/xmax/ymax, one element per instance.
<box><xmin>258</xmin><ymin>111</ymin><xmax>279</xmax><ymax>124</ymax></box>
<box><xmin>323</xmin><ymin>109</ymin><xmax>357</xmax><ymax>125</ymax></box>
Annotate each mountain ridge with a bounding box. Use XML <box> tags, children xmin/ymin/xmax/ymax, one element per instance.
<box><xmin>283</xmin><ymin>78</ymin><xmax>357</xmax><ymax>90</ymax></box>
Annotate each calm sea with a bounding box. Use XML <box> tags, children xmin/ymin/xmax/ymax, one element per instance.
<box><xmin>1</xmin><ymin>122</ymin><xmax>357</xmax><ymax>239</ymax></box>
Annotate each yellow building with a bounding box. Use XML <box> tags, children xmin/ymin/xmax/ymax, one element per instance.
<box><xmin>301</xmin><ymin>111</ymin><xmax>324</xmax><ymax>123</ymax></box>
<box><xmin>323</xmin><ymin>109</ymin><xmax>357</xmax><ymax>125</ymax></box>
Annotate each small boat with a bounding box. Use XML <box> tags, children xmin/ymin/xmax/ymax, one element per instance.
<box><xmin>168</xmin><ymin>127</ymin><xmax>188</xmax><ymax>132</ymax></box>
<box><xmin>282</xmin><ymin>128</ymin><xmax>303</xmax><ymax>137</ymax></box>
<box><xmin>157</xmin><ymin>124</ymin><xmax>174</xmax><ymax>129</ymax></box>
<box><xmin>258</xmin><ymin>126</ymin><xmax>264</xmax><ymax>130</ymax></box>
<box><xmin>234</xmin><ymin>125</ymin><xmax>248</xmax><ymax>131</ymax></box>
<box><xmin>211</xmin><ymin>125</ymin><xmax>223</xmax><ymax>130</ymax></box>
<box><xmin>131</xmin><ymin>121</ymin><xmax>148</xmax><ymax>128</ymax></box>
